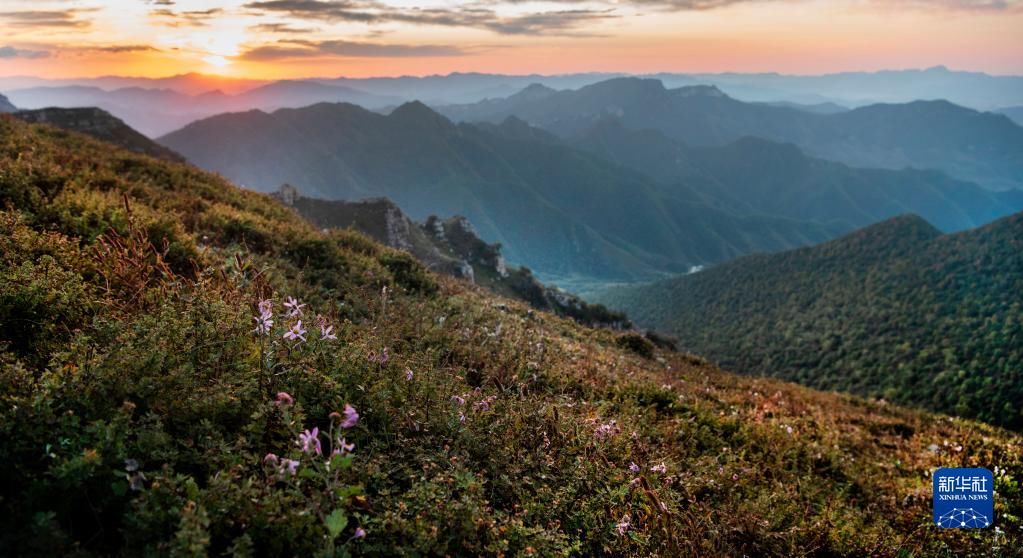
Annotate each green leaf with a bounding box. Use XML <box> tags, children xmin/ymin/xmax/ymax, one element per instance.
<box><xmin>324</xmin><ymin>509</ymin><xmax>348</xmax><ymax>540</ymax></box>
<box><xmin>111</xmin><ymin>479</ymin><xmax>128</xmax><ymax>497</ymax></box>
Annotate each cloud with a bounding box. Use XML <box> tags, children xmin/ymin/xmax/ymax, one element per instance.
<box><xmin>90</xmin><ymin>44</ymin><xmax>162</xmax><ymax>53</ymax></box>
<box><xmin>0</xmin><ymin>9</ymin><xmax>94</xmax><ymax>29</ymax></box>
<box><xmin>0</xmin><ymin>45</ymin><xmax>50</xmax><ymax>59</ymax></box>
<box><xmin>249</xmin><ymin>22</ymin><xmax>318</xmax><ymax>33</ymax></box>
<box><xmin>239</xmin><ymin>39</ymin><xmax>466</xmax><ymax>60</ymax></box>
<box><xmin>243</xmin><ymin>0</ymin><xmax>617</xmax><ymax>35</ymax></box>
<box><xmin>149</xmin><ymin>7</ymin><xmax>224</xmax><ymax>27</ymax></box>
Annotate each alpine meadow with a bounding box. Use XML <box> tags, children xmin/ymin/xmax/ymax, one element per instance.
<box><xmin>1</xmin><ymin>0</ymin><xmax>1023</xmax><ymax>556</ymax></box>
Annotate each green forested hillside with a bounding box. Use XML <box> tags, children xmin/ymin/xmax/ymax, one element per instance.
<box><xmin>3</xmin><ymin>115</ymin><xmax>1021</xmax><ymax>555</ymax></box>
<box><xmin>595</xmin><ymin>213</ymin><xmax>1023</xmax><ymax>429</ymax></box>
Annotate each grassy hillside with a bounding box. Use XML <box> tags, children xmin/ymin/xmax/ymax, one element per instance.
<box><xmin>2</xmin><ymin>115</ymin><xmax>1021</xmax><ymax>556</ymax></box>
<box><xmin>595</xmin><ymin>214</ymin><xmax>1023</xmax><ymax>430</ymax></box>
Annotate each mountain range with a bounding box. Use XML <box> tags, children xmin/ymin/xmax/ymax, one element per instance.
<box><xmin>438</xmin><ymin>78</ymin><xmax>1023</xmax><ymax>191</ymax></box>
<box><xmin>159</xmin><ymin>101</ymin><xmax>853</xmax><ymax>287</ymax></box>
<box><xmin>2</xmin><ymin>81</ymin><xmax>399</xmax><ymax>137</ymax></box>
<box><xmin>594</xmin><ymin>212</ymin><xmax>1023</xmax><ymax>429</ymax></box>
<box><xmin>158</xmin><ymin>96</ymin><xmax>1023</xmax><ymax>289</ymax></box>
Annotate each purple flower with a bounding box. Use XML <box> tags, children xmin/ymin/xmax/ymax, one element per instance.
<box><xmin>404</xmin><ymin>368</ymin><xmax>414</xmax><ymax>381</ymax></box>
<box><xmin>594</xmin><ymin>419</ymin><xmax>619</xmax><ymax>440</ymax></box>
<box><xmin>282</xmin><ymin>458</ymin><xmax>300</xmax><ymax>476</ymax></box>
<box><xmin>474</xmin><ymin>395</ymin><xmax>497</xmax><ymax>413</ymax></box>
<box><xmin>283</xmin><ymin>296</ymin><xmax>305</xmax><ymax>318</ymax></box>
<box><xmin>368</xmin><ymin>348</ymin><xmax>390</xmax><ymax>365</ymax></box>
<box><xmin>333</xmin><ymin>437</ymin><xmax>355</xmax><ymax>455</ymax></box>
<box><xmin>253</xmin><ymin>313</ymin><xmax>274</xmax><ymax>335</ymax></box>
<box><xmin>450</xmin><ymin>395</ymin><xmax>466</xmax><ymax>406</ymax></box>
<box><xmin>650</xmin><ymin>463</ymin><xmax>667</xmax><ymax>474</ymax></box>
<box><xmin>283</xmin><ymin>320</ymin><xmax>307</xmax><ymax>342</ymax></box>
<box><xmin>264</xmin><ymin>453</ymin><xmax>279</xmax><ymax>465</ymax></box>
<box><xmin>628</xmin><ymin>461</ymin><xmax>640</xmax><ymax>473</ymax></box>
<box><xmin>353</xmin><ymin>527</ymin><xmax>366</xmax><ymax>540</ymax></box>
<box><xmin>615</xmin><ymin>514</ymin><xmax>631</xmax><ymax>536</ymax></box>
<box><xmin>258</xmin><ymin>299</ymin><xmax>273</xmax><ymax>318</ymax></box>
<box><xmin>458</xmin><ymin>412</ymin><xmax>466</xmax><ymax>424</ymax></box>
<box><xmin>320</xmin><ymin>323</ymin><xmax>337</xmax><ymax>341</ymax></box>
<box><xmin>299</xmin><ymin>427</ymin><xmax>322</xmax><ymax>455</ymax></box>
<box><xmin>340</xmin><ymin>404</ymin><xmax>359</xmax><ymax>429</ymax></box>
<box><xmin>275</xmin><ymin>392</ymin><xmax>294</xmax><ymax>407</ymax></box>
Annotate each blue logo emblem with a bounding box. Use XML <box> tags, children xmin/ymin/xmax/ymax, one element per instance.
<box><xmin>933</xmin><ymin>467</ymin><xmax>994</xmax><ymax>528</ymax></box>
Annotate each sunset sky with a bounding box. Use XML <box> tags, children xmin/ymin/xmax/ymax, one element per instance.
<box><xmin>1</xmin><ymin>0</ymin><xmax>1022</xmax><ymax>79</ymax></box>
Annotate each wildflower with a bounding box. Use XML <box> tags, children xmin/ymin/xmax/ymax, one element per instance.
<box><xmin>283</xmin><ymin>296</ymin><xmax>305</xmax><ymax>318</ymax></box>
<box><xmin>450</xmin><ymin>395</ymin><xmax>466</xmax><ymax>406</ymax></box>
<box><xmin>615</xmin><ymin>514</ymin><xmax>631</xmax><ymax>536</ymax></box>
<box><xmin>629</xmin><ymin>477</ymin><xmax>642</xmax><ymax>488</ymax></box>
<box><xmin>650</xmin><ymin>463</ymin><xmax>667</xmax><ymax>474</ymax></box>
<box><xmin>594</xmin><ymin>419</ymin><xmax>619</xmax><ymax>440</ymax></box>
<box><xmin>125</xmin><ymin>458</ymin><xmax>139</xmax><ymax>472</ymax></box>
<box><xmin>283</xmin><ymin>320</ymin><xmax>307</xmax><ymax>342</ymax></box>
<box><xmin>629</xmin><ymin>462</ymin><xmax>640</xmax><ymax>473</ymax></box>
<box><xmin>264</xmin><ymin>453</ymin><xmax>279</xmax><ymax>465</ymax></box>
<box><xmin>732</xmin><ymin>473</ymin><xmax>739</xmax><ymax>481</ymax></box>
<box><xmin>253</xmin><ymin>313</ymin><xmax>274</xmax><ymax>335</ymax></box>
<box><xmin>377</xmin><ymin>348</ymin><xmax>390</xmax><ymax>365</ymax></box>
<box><xmin>320</xmin><ymin>323</ymin><xmax>337</xmax><ymax>341</ymax></box>
<box><xmin>334</xmin><ymin>437</ymin><xmax>355</xmax><ymax>455</ymax></box>
<box><xmin>282</xmin><ymin>458</ymin><xmax>300</xmax><ymax>476</ymax></box>
<box><xmin>340</xmin><ymin>404</ymin><xmax>359</xmax><ymax>429</ymax></box>
<box><xmin>353</xmin><ymin>527</ymin><xmax>366</xmax><ymax>540</ymax></box>
<box><xmin>258</xmin><ymin>299</ymin><xmax>273</xmax><ymax>318</ymax></box>
<box><xmin>458</xmin><ymin>412</ymin><xmax>466</xmax><ymax>424</ymax></box>
<box><xmin>275</xmin><ymin>392</ymin><xmax>294</xmax><ymax>407</ymax></box>
<box><xmin>299</xmin><ymin>427</ymin><xmax>322</xmax><ymax>455</ymax></box>
<box><xmin>474</xmin><ymin>395</ymin><xmax>497</xmax><ymax>413</ymax></box>
<box><xmin>405</xmin><ymin>368</ymin><xmax>414</xmax><ymax>381</ymax></box>
<box><xmin>785</xmin><ymin>426</ymin><xmax>794</xmax><ymax>435</ymax></box>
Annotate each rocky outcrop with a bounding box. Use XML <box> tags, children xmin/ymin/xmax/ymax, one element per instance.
<box><xmin>0</xmin><ymin>93</ymin><xmax>15</xmax><ymax>113</ymax></box>
<box><xmin>277</xmin><ymin>185</ymin><xmax>630</xmax><ymax>329</ymax></box>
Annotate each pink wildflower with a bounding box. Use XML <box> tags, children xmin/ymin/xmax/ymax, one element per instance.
<box><xmin>404</xmin><ymin>368</ymin><xmax>414</xmax><ymax>381</ymax></box>
<box><xmin>263</xmin><ymin>453</ymin><xmax>279</xmax><ymax>465</ymax></box>
<box><xmin>616</xmin><ymin>514</ymin><xmax>631</xmax><ymax>536</ymax></box>
<box><xmin>650</xmin><ymin>463</ymin><xmax>667</xmax><ymax>474</ymax></box>
<box><xmin>629</xmin><ymin>462</ymin><xmax>640</xmax><ymax>473</ymax></box>
<box><xmin>283</xmin><ymin>320</ymin><xmax>306</xmax><ymax>342</ymax></box>
<box><xmin>282</xmin><ymin>458</ymin><xmax>300</xmax><ymax>476</ymax></box>
<box><xmin>298</xmin><ymin>427</ymin><xmax>322</xmax><ymax>455</ymax></box>
<box><xmin>283</xmin><ymin>296</ymin><xmax>305</xmax><ymax>318</ymax></box>
<box><xmin>340</xmin><ymin>404</ymin><xmax>359</xmax><ymax>429</ymax></box>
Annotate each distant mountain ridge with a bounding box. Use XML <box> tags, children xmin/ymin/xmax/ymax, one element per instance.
<box><xmin>573</xmin><ymin>120</ymin><xmax>1023</xmax><ymax>232</ymax></box>
<box><xmin>594</xmin><ymin>211</ymin><xmax>1023</xmax><ymax>429</ymax></box>
<box><xmin>438</xmin><ymin>78</ymin><xmax>1023</xmax><ymax>191</ymax></box>
<box><xmin>158</xmin><ymin>101</ymin><xmax>846</xmax><ymax>286</ymax></box>
<box><xmin>275</xmin><ymin>185</ymin><xmax>630</xmax><ymax>329</ymax></box>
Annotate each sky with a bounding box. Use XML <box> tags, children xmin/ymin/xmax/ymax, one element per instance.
<box><xmin>1</xmin><ymin>0</ymin><xmax>1022</xmax><ymax>79</ymax></box>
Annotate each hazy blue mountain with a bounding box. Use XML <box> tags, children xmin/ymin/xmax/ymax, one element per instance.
<box><xmin>0</xmin><ymin>94</ymin><xmax>15</xmax><ymax>113</ymax></box>
<box><xmin>4</xmin><ymin>82</ymin><xmax>399</xmax><ymax>136</ymax></box>
<box><xmin>686</xmin><ymin>66</ymin><xmax>1023</xmax><ymax>110</ymax></box>
<box><xmin>158</xmin><ymin>101</ymin><xmax>840</xmax><ymax>285</ymax></box>
<box><xmin>439</xmin><ymin>78</ymin><xmax>1023</xmax><ymax>190</ymax></box>
<box><xmin>593</xmin><ymin>211</ymin><xmax>1023</xmax><ymax>429</ymax></box>
<box><xmin>998</xmin><ymin>106</ymin><xmax>1023</xmax><ymax>126</ymax></box>
<box><xmin>574</xmin><ymin>119</ymin><xmax>1023</xmax><ymax>232</ymax></box>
